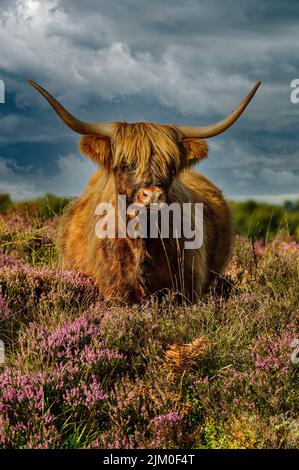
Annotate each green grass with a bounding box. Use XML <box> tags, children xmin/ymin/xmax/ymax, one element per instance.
<box><xmin>230</xmin><ymin>199</ymin><xmax>299</xmax><ymax>241</ymax></box>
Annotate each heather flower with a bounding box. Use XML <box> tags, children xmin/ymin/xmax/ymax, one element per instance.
<box><xmin>63</xmin><ymin>376</ymin><xmax>108</xmax><ymax>408</ymax></box>
<box><xmin>151</xmin><ymin>411</ymin><xmax>181</xmax><ymax>425</ymax></box>
<box><xmin>0</xmin><ymin>369</ymin><xmax>59</xmax><ymax>448</ymax></box>
<box><xmin>0</xmin><ymin>314</ymin><xmax>126</xmax><ymax>448</ymax></box>
<box><xmin>99</xmin><ymin>378</ymin><xmax>166</xmax><ymax>449</ymax></box>
<box><xmin>278</xmin><ymin>241</ymin><xmax>299</xmax><ymax>256</ymax></box>
<box><xmin>149</xmin><ymin>412</ymin><xmax>184</xmax><ymax>448</ymax></box>
<box><xmin>220</xmin><ymin>330</ymin><xmax>298</xmax><ymax>415</ymax></box>
<box><xmin>0</xmin><ymin>295</ymin><xmax>11</xmax><ymax>319</ymax></box>
<box><xmin>254</xmin><ymin>239</ymin><xmax>266</xmax><ymax>256</ymax></box>
<box><xmin>0</xmin><ymin>251</ymin><xmax>24</xmax><ymax>268</ymax></box>
<box><xmin>0</xmin><ymin>261</ymin><xmax>98</xmax><ymax>343</ymax></box>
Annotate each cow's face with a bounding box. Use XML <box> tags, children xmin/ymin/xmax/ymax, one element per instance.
<box><xmin>80</xmin><ymin>122</ymin><xmax>208</xmax><ymax>205</ymax></box>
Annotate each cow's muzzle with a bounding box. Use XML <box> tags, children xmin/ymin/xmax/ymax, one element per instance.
<box><xmin>134</xmin><ymin>185</ymin><xmax>166</xmax><ymax>206</ymax></box>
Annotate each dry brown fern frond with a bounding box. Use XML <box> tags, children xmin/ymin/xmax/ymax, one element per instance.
<box><xmin>165</xmin><ymin>336</ymin><xmax>210</xmax><ymax>373</ymax></box>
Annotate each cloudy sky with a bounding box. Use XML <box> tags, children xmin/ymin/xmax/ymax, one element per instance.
<box><xmin>0</xmin><ymin>0</ymin><xmax>299</xmax><ymax>202</ymax></box>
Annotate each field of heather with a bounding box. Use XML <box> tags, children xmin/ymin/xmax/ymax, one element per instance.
<box><xmin>0</xmin><ymin>210</ymin><xmax>298</xmax><ymax>449</ymax></box>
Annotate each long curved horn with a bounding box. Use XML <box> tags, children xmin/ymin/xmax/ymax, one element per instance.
<box><xmin>175</xmin><ymin>81</ymin><xmax>261</xmax><ymax>138</ymax></box>
<box><xmin>28</xmin><ymin>80</ymin><xmax>114</xmax><ymax>137</ymax></box>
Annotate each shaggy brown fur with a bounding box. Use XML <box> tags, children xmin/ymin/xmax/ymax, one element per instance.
<box><xmin>59</xmin><ymin>122</ymin><xmax>232</xmax><ymax>304</ymax></box>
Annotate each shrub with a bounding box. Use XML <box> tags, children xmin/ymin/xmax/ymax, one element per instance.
<box><xmin>0</xmin><ymin>194</ymin><xmax>13</xmax><ymax>215</ymax></box>
<box><xmin>230</xmin><ymin>199</ymin><xmax>299</xmax><ymax>241</ymax></box>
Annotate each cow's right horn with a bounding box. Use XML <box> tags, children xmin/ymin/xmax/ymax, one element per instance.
<box><xmin>28</xmin><ymin>80</ymin><xmax>114</xmax><ymax>137</ymax></box>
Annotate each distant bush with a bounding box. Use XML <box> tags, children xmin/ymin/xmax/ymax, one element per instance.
<box><xmin>230</xmin><ymin>199</ymin><xmax>299</xmax><ymax>241</ymax></box>
<box><xmin>0</xmin><ymin>193</ymin><xmax>13</xmax><ymax>214</ymax></box>
<box><xmin>0</xmin><ymin>193</ymin><xmax>72</xmax><ymax>219</ymax></box>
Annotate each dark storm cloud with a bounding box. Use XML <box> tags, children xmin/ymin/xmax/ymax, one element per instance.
<box><xmin>0</xmin><ymin>0</ymin><xmax>298</xmax><ymax>200</ymax></box>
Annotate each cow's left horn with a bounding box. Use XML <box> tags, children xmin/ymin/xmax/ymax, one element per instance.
<box><xmin>28</xmin><ymin>80</ymin><xmax>114</xmax><ymax>137</ymax></box>
<box><xmin>175</xmin><ymin>81</ymin><xmax>261</xmax><ymax>139</ymax></box>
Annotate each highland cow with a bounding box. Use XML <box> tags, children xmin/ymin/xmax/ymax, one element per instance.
<box><xmin>29</xmin><ymin>80</ymin><xmax>261</xmax><ymax>303</ymax></box>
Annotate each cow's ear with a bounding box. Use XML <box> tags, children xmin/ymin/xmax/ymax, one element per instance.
<box><xmin>182</xmin><ymin>139</ymin><xmax>208</xmax><ymax>167</ymax></box>
<box><xmin>79</xmin><ymin>135</ymin><xmax>112</xmax><ymax>167</ymax></box>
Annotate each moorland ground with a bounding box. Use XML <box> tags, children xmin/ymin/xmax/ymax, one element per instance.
<box><xmin>0</xmin><ymin>198</ymin><xmax>298</xmax><ymax>448</ymax></box>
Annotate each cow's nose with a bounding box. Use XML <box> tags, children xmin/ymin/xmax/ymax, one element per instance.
<box><xmin>135</xmin><ymin>186</ymin><xmax>166</xmax><ymax>206</ymax></box>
